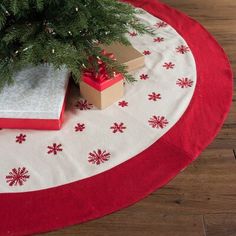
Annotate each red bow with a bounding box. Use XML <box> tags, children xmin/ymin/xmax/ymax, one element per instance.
<box><xmin>84</xmin><ymin>50</ymin><xmax>116</xmax><ymax>83</ymax></box>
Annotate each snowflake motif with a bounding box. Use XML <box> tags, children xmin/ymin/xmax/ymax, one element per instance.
<box><xmin>148</xmin><ymin>92</ymin><xmax>161</xmax><ymax>101</ymax></box>
<box><xmin>6</xmin><ymin>167</ymin><xmax>30</xmax><ymax>186</ymax></box>
<box><xmin>129</xmin><ymin>31</ymin><xmax>138</xmax><ymax>37</ymax></box>
<box><xmin>155</xmin><ymin>21</ymin><xmax>168</xmax><ymax>28</ymax></box>
<box><xmin>118</xmin><ymin>101</ymin><xmax>128</xmax><ymax>107</ymax></box>
<box><xmin>176</xmin><ymin>78</ymin><xmax>194</xmax><ymax>88</ymax></box>
<box><xmin>154</xmin><ymin>37</ymin><xmax>164</xmax><ymax>43</ymax></box>
<box><xmin>88</xmin><ymin>149</ymin><xmax>111</xmax><ymax>165</ymax></box>
<box><xmin>110</xmin><ymin>122</ymin><xmax>126</xmax><ymax>133</ymax></box>
<box><xmin>163</xmin><ymin>62</ymin><xmax>175</xmax><ymax>70</ymax></box>
<box><xmin>75</xmin><ymin>123</ymin><xmax>85</xmax><ymax>132</ymax></box>
<box><xmin>176</xmin><ymin>45</ymin><xmax>190</xmax><ymax>54</ymax></box>
<box><xmin>16</xmin><ymin>134</ymin><xmax>26</xmax><ymax>144</ymax></box>
<box><xmin>140</xmin><ymin>74</ymin><xmax>149</xmax><ymax>80</ymax></box>
<box><xmin>148</xmin><ymin>116</ymin><xmax>169</xmax><ymax>129</ymax></box>
<box><xmin>143</xmin><ymin>50</ymin><xmax>151</xmax><ymax>55</ymax></box>
<box><xmin>47</xmin><ymin>143</ymin><xmax>63</xmax><ymax>155</ymax></box>
<box><xmin>75</xmin><ymin>99</ymin><xmax>93</xmax><ymax>110</ymax></box>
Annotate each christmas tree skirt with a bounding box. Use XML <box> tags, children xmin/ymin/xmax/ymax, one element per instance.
<box><xmin>0</xmin><ymin>1</ymin><xmax>233</xmax><ymax>235</ymax></box>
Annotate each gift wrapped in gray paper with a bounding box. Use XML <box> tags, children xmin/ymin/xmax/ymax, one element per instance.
<box><xmin>0</xmin><ymin>65</ymin><xmax>70</xmax><ymax>130</ymax></box>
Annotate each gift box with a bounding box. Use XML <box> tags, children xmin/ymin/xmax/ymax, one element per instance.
<box><xmin>0</xmin><ymin>65</ymin><xmax>70</xmax><ymax>130</ymax></box>
<box><xmin>80</xmin><ymin>72</ymin><xmax>124</xmax><ymax>110</ymax></box>
<box><xmin>80</xmin><ymin>44</ymin><xmax>143</xmax><ymax>109</ymax></box>
<box><xmin>80</xmin><ymin>50</ymin><xmax>124</xmax><ymax>110</ymax></box>
<box><xmin>101</xmin><ymin>43</ymin><xmax>145</xmax><ymax>72</ymax></box>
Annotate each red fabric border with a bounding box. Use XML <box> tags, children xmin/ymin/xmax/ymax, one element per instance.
<box><xmin>0</xmin><ymin>1</ymin><xmax>233</xmax><ymax>235</ymax></box>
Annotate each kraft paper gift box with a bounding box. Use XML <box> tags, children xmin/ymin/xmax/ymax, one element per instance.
<box><xmin>80</xmin><ymin>71</ymin><xmax>124</xmax><ymax>110</ymax></box>
<box><xmin>101</xmin><ymin>43</ymin><xmax>145</xmax><ymax>72</ymax></box>
<box><xmin>80</xmin><ymin>43</ymin><xmax>144</xmax><ymax>110</ymax></box>
<box><xmin>0</xmin><ymin>65</ymin><xmax>70</xmax><ymax>130</ymax></box>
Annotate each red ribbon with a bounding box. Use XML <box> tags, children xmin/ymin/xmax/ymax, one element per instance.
<box><xmin>84</xmin><ymin>50</ymin><xmax>116</xmax><ymax>83</ymax></box>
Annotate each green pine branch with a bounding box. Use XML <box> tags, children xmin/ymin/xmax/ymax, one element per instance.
<box><xmin>0</xmin><ymin>0</ymin><xmax>154</xmax><ymax>89</ymax></box>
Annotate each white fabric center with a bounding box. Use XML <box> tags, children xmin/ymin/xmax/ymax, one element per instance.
<box><xmin>0</xmin><ymin>10</ymin><xmax>197</xmax><ymax>193</ymax></box>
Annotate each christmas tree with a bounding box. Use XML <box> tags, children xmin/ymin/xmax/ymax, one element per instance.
<box><xmin>0</xmin><ymin>0</ymin><xmax>152</xmax><ymax>89</ymax></box>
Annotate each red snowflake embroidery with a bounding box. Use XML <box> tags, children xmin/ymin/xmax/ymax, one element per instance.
<box><xmin>75</xmin><ymin>99</ymin><xmax>93</xmax><ymax>110</ymax></box>
<box><xmin>16</xmin><ymin>134</ymin><xmax>26</xmax><ymax>144</ymax></box>
<box><xmin>118</xmin><ymin>101</ymin><xmax>128</xmax><ymax>107</ymax></box>
<box><xmin>176</xmin><ymin>45</ymin><xmax>190</xmax><ymax>54</ymax></box>
<box><xmin>6</xmin><ymin>167</ymin><xmax>30</xmax><ymax>186</ymax></box>
<box><xmin>148</xmin><ymin>116</ymin><xmax>169</xmax><ymax>129</ymax></box>
<box><xmin>47</xmin><ymin>143</ymin><xmax>63</xmax><ymax>155</ymax></box>
<box><xmin>155</xmin><ymin>21</ymin><xmax>168</xmax><ymax>28</ymax></box>
<box><xmin>163</xmin><ymin>62</ymin><xmax>175</xmax><ymax>70</ymax></box>
<box><xmin>75</xmin><ymin>123</ymin><xmax>85</xmax><ymax>132</ymax></box>
<box><xmin>143</xmin><ymin>50</ymin><xmax>151</xmax><ymax>55</ymax></box>
<box><xmin>110</xmin><ymin>122</ymin><xmax>126</xmax><ymax>133</ymax></box>
<box><xmin>148</xmin><ymin>92</ymin><xmax>161</xmax><ymax>101</ymax></box>
<box><xmin>176</xmin><ymin>78</ymin><xmax>194</xmax><ymax>88</ymax></box>
<box><xmin>88</xmin><ymin>149</ymin><xmax>111</xmax><ymax>165</ymax></box>
<box><xmin>140</xmin><ymin>74</ymin><xmax>149</xmax><ymax>80</ymax></box>
<box><xmin>129</xmin><ymin>31</ymin><xmax>138</xmax><ymax>37</ymax></box>
<box><xmin>154</xmin><ymin>37</ymin><xmax>164</xmax><ymax>43</ymax></box>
